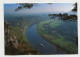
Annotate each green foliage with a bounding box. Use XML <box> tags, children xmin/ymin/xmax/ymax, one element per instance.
<box><xmin>37</xmin><ymin>20</ymin><xmax>51</xmax><ymax>29</ymax></box>
<box><xmin>50</xmin><ymin>20</ymin><xmax>62</xmax><ymax>28</ymax></box>
<box><xmin>23</xmin><ymin>26</ymin><xmax>29</xmax><ymax>43</ymax></box>
<box><xmin>51</xmin><ymin>33</ymin><xmax>78</xmax><ymax>53</ymax></box>
<box><xmin>37</xmin><ymin>20</ymin><xmax>78</xmax><ymax>54</ymax></box>
<box><xmin>4</xmin><ymin>20</ymin><xmax>39</xmax><ymax>55</ymax></box>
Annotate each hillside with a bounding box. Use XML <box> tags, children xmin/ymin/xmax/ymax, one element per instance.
<box><xmin>4</xmin><ymin>21</ymin><xmax>39</xmax><ymax>55</ymax></box>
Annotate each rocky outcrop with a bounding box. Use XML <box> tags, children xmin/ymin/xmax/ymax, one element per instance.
<box><xmin>4</xmin><ymin>22</ymin><xmax>18</xmax><ymax>48</ymax></box>
<box><xmin>4</xmin><ymin>22</ymin><xmax>39</xmax><ymax>55</ymax></box>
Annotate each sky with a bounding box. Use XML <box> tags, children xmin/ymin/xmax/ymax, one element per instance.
<box><xmin>4</xmin><ymin>3</ymin><xmax>74</xmax><ymax>15</ymax></box>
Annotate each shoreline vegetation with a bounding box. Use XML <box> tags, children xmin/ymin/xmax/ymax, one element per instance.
<box><xmin>4</xmin><ymin>3</ymin><xmax>77</xmax><ymax>55</ymax></box>
<box><xmin>4</xmin><ymin>21</ymin><xmax>39</xmax><ymax>55</ymax></box>
<box><xmin>4</xmin><ymin>14</ymin><xmax>48</xmax><ymax>55</ymax></box>
<box><xmin>23</xmin><ymin>26</ymin><xmax>29</xmax><ymax>43</ymax></box>
<box><xmin>37</xmin><ymin>20</ymin><xmax>78</xmax><ymax>54</ymax></box>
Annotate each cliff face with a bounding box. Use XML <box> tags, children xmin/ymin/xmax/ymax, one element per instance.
<box><xmin>4</xmin><ymin>22</ymin><xmax>39</xmax><ymax>55</ymax></box>
<box><xmin>4</xmin><ymin>22</ymin><xmax>18</xmax><ymax>48</ymax></box>
<box><xmin>4</xmin><ymin>22</ymin><xmax>20</xmax><ymax>55</ymax></box>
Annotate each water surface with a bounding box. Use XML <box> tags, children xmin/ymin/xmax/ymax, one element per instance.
<box><xmin>27</xmin><ymin>24</ymin><xmax>65</xmax><ymax>54</ymax></box>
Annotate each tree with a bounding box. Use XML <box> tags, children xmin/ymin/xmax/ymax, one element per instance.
<box><xmin>72</xmin><ymin>3</ymin><xmax>77</xmax><ymax>12</ymax></box>
<box><xmin>48</xmin><ymin>3</ymin><xmax>77</xmax><ymax>21</ymax></box>
<box><xmin>15</xmin><ymin>3</ymin><xmax>53</xmax><ymax>11</ymax></box>
<box><xmin>15</xmin><ymin>3</ymin><xmax>37</xmax><ymax>11</ymax></box>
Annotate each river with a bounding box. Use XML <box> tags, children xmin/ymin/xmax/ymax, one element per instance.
<box><xmin>26</xmin><ymin>24</ymin><xmax>65</xmax><ymax>54</ymax></box>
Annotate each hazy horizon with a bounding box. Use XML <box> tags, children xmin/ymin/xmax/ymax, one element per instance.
<box><xmin>4</xmin><ymin>3</ymin><xmax>74</xmax><ymax>16</ymax></box>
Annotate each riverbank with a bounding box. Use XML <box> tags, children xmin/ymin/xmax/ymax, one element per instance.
<box><xmin>4</xmin><ymin>21</ymin><xmax>39</xmax><ymax>55</ymax></box>
<box><xmin>26</xmin><ymin>24</ymin><xmax>56</xmax><ymax>54</ymax></box>
<box><xmin>23</xmin><ymin>26</ymin><xmax>29</xmax><ymax>43</ymax></box>
<box><xmin>37</xmin><ymin>20</ymin><xmax>78</xmax><ymax>54</ymax></box>
<box><xmin>22</xmin><ymin>25</ymin><xmax>39</xmax><ymax>55</ymax></box>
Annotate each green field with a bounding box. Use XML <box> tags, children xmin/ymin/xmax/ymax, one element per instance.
<box><xmin>50</xmin><ymin>20</ymin><xmax>62</xmax><ymax>28</ymax></box>
<box><xmin>37</xmin><ymin>20</ymin><xmax>51</xmax><ymax>29</ymax></box>
<box><xmin>23</xmin><ymin>26</ymin><xmax>29</xmax><ymax>43</ymax></box>
<box><xmin>37</xmin><ymin>20</ymin><xmax>78</xmax><ymax>54</ymax></box>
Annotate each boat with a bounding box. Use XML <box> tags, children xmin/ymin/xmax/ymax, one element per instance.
<box><xmin>40</xmin><ymin>43</ymin><xmax>45</xmax><ymax>47</ymax></box>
